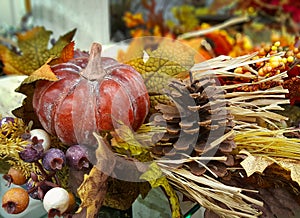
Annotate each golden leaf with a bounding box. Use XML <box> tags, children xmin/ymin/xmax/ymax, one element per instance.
<box><xmin>77</xmin><ymin>133</ymin><xmax>116</xmax><ymax>217</ymax></box>
<box><xmin>118</xmin><ymin>37</ymin><xmax>195</xmax><ymax>107</ymax></box>
<box><xmin>121</xmin><ymin>37</ymin><xmax>195</xmax><ymax>77</ymax></box>
<box><xmin>0</xmin><ymin>26</ymin><xmax>76</xmax><ymax>75</ymax></box>
<box><xmin>275</xmin><ymin>158</ymin><xmax>300</xmax><ymax>186</ymax></box>
<box><xmin>110</xmin><ymin>123</ymin><xmax>152</xmax><ymax>161</ymax></box>
<box><xmin>21</xmin><ymin>59</ymin><xmax>58</xmax><ymax>85</ymax></box>
<box><xmin>140</xmin><ymin>162</ymin><xmax>181</xmax><ymax>218</ymax></box>
<box><xmin>240</xmin><ymin>150</ymin><xmax>273</xmax><ymax>177</ymax></box>
<box><xmin>240</xmin><ymin>151</ymin><xmax>300</xmax><ymax>187</ymax></box>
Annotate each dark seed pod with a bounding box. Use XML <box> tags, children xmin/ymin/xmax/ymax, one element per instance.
<box><xmin>42</xmin><ymin>148</ymin><xmax>66</xmax><ymax>171</ymax></box>
<box><xmin>2</xmin><ymin>187</ymin><xmax>29</xmax><ymax>214</ymax></box>
<box><xmin>66</xmin><ymin>144</ymin><xmax>90</xmax><ymax>170</ymax></box>
<box><xmin>19</xmin><ymin>143</ymin><xmax>44</xmax><ymax>163</ymax></box>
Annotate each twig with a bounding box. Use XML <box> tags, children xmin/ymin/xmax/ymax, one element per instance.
<box><xmin>177</xmin><ymin>16</ymin><xmax>250</xmax><ymax>39</ymax></box>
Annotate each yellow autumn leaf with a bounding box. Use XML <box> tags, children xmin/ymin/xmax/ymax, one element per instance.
<box><xmin>120</xmin><ymin>37</ymin><xmax>195</xmax><ymax>77</ymax></box>
<box><xmin>21</xmin><ymin>58</ymin><xmax>58</xmax><ymax>85</ymax></box>
<box><xmin>239</xmin><ymin>150</ymin><xmax>273</xmax><ymax>177</ymax></box>
<box><xmin>111</xmin><ymin>130</ymin><xmax>147</xmax><ymax>157</ymax></box>
<box><xmin>275</xmin><ymin>158</ymin><xmax>300</xmax><ymax>186</ymax></box>
<box><xmin>118</xmin><ymin>37</ymin><xmax>196</xmax><ymax>107</ymax></box>
<box><xmin>110</xmin><ymin>122</ymin><xmax>166</xmax><ymax>162</ymax></box>
<box><xmin>0</xmin><ymin>26</ymin><xmax>75</xmax><ymax>75</ymax></box>
<box><xmin>140</xmin><ymin>162</ymin><xmax>181</xmax><ymax>218</ymax></box>
<box><xmin>240</xmin><ymin>150</ymin><xmax>300</xmax><ymax>187</ymax></box>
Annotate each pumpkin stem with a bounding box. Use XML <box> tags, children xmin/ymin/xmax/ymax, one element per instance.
<box><xmin>80</xmin><ymin>43</ymin><xmax>105</xmax><ymax>81</ymax></box>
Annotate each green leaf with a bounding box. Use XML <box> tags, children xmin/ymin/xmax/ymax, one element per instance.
<box><xmin>140</xmin><ymin>162</ymin><xmax>182</xmax><ymax>218</ymax></box>
<box><xmin>0</xmin><ymin>26</ymin><xmax>76</xmax><ymax>75</ymax></box>
<box><xmin>111</xmin><ymin>123</ymin><xmax>152</xmax><ymax>160</ymax></box>
<box><xmin>118</xmin><ymin>37</ymin><xmax>195</xmax><ymax>107</ymax></box>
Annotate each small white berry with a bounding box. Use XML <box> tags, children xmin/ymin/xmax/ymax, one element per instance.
<box><xmin>43</xmin><ymin>187</ymin><xmax>70</xmax><ymax>214</ymax></box>
<box><xmin>30</xmin><ymin>129</ymin><xmax>51</xmax><ymax>150</ymax></box>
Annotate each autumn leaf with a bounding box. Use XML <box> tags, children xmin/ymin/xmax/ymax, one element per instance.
<box><xmin>0</xmin><ymin>26</ymin><xmax>76</xmax><ymax>75</ymax></box>
<box><xmin>239</xmin><ymin>150</ymin><xmax>273</xmax><ymax>177</ymax></box>
<box><xmin>21</xmin><ymin>59</ymin><xmax>58</xmax><ymax>84</ymax></box>
<box><xmin>140</xmin><ymin>162</ymin><xmax>181</xmax><ymax>218</ymax></box>
<box><xmin>120</xmin><ymin>37</ymin><xmax>195</xmax><ymax>77</ymax></box>
<box><xmin>117</xmin><ymin>37</ymin><xmax>195</xmax><ymax>107</ymax></box>
<box><xmin>77</xmin><ymin>133</ymin><xmax>116</xmax><ymax>217</ymax></box>
<box><xmin>49</xmin><ymin>41</ymin><xmax>75</xmax><ymax>65</ymax></box>
<box><xmin>110</xmin><ymin>122</ymin><xmax>166</xmax><ymax>162</ymax></box>
<box><xmin>111</xmin><ymin>128</ymin><xmax>149</xmax><ymax>158</ymax></box>
<box><xmin>12</xmin><ymin>40</ymin><xmax>76</xmax><ymax>126</ymax></box>
<box><xmin>240</xmin><ymin>150</ymin><xmax>300</xmax><ymax>187</ymax></box>
<box><xmin>275</xmin><ymin>158</ymin><xmax>300</xmax><ymax>186</ymax></box>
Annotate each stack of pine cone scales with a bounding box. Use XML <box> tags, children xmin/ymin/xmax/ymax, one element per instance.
<box><xmin>151</xmin><ymin>74</ymin><xmax>236</xmax><ymax>178</ymax></box>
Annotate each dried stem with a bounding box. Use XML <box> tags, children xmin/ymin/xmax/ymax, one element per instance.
<box><xmin>80</xmin><ymin>43</ymin><xmax>105</xmax><ymax>81</ymax></box>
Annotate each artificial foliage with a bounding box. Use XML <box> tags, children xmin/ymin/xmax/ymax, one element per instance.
<box><xmin>1</xmin><ymin>3</ymin><xmax>300</xmax><ymax>217</ymax></box>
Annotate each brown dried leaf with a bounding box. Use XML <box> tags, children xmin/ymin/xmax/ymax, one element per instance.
<box><xmin>76</xmin><ymin>166</ymin><xmax>107</xmax><ymax>217</ymax></box>
<box><xmin>77</xmin><ymin>133</ymin><xmax>116</xmax><ymax>217</ymax></box>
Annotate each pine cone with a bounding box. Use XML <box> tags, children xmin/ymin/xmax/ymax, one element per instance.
<box><xmin>151</xmin><ymin>75</ymin><xmax>236</xmax><ymax>177</ymax></box>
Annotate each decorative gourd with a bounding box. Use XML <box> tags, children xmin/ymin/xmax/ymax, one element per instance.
<box><xmin>33</xmin><ymin>43</ymin><xmax>150</xmax><ymax>145</ymax></box>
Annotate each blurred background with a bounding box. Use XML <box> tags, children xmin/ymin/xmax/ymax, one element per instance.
<box><xmin>1</xmin><ymin>0</ymin><xmax>299</xmax><ymax>49</ymax></box>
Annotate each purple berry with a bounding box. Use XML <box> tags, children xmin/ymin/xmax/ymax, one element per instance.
<box><xmin>19</xmin><ymin>143</ymin><xmax>44</xmax><ymax>162</ymax></box>
<box><xmin>66</xmin><ymin>145</ymin><xmax>90</xmax><ymax>170</ymax></box>
<box><xmin>42</xmin><ymin>148</ymin><xmax>66</xmax><ymax>171</ymax></box>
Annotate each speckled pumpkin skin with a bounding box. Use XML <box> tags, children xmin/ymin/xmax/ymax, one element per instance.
<box><xmin>33</xmin><ymin>50</ymin><xmax>149</xmax><ymax>145</ymax></box>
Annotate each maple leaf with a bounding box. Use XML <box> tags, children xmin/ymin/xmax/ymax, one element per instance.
<box><xmin>118</xmin><ymin>37</ymin><xmax>195</xmax><ymax>108</ymax></box>
<box><xmin>12</xmin><ymin>40</ymin><xmax>75</xmax><ymax>127</ymax></box>
<box><xmin>0</xmin><ymin>26</ymin><xmax>76</xmax><ymax>75</ymax></box>
<box><xmin>140</xmin><ymin>162</ymin><xmax>181</xmax><ymax>218</ymax></box>
<box><xmin>240</xmin><ymin>150</ymin><xmax>300</xmax><ymax>187</ymax></box>
<box><xmin>49</xmin><ymin>41</ymin><xmax>75</xmax><ymax>65</ymax></box>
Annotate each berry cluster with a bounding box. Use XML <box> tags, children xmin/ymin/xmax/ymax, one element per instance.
<box><xmin>255</xmin><ymin>41</ymin><xmax>300</xmax><ymax>77</ymax></box>
<box><xmin>223</xmin><ymin>40</ymin><xmax>300</xmax><ymax>92</ymax></box>
<box><xmin>0</xmin><ymin>116</ymin><xmax>90</xmax><ymax>217</ymax></box>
